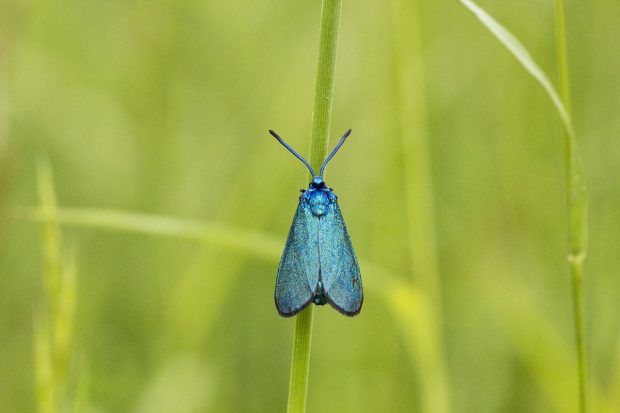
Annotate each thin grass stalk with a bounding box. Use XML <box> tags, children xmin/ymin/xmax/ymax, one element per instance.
<box><xmin>307</xmin><ymin>0</ymin><xmax>342</xmax><ymax>171</ymax></box>
<box><xmin>287</xmin><ymin>306</ymin><xmax>314</xmax><ymax>413</ymax></box>
<box><xmin>287</xmin><ymin>1</ymin><xmax>343</xmax><ymax>412</ymax></box>
<box><xmin>554</xmin><ymin>2</ymin><xmax>588</xmax><ymax>412</ymax></box>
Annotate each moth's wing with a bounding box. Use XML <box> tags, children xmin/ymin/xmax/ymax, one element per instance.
<box><xmin>319</xmin><ymin>199</ymin><xmax>363</xmax><ymax>316</ymax></box>
<box><xmin>275</xmin><ymin>199</ymin><xmax>320</xmax><ymax>316</ymax></box>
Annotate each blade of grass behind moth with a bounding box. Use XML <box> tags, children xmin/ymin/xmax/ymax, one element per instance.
<box><xmin>390</xmin><ymin>1</ymin><xmax>450</xmax><ymax>411</ymax></box>
<box><xmin>20</xmin><ymin>206</ymin><xmax>417</xmax><ymax>303</ymax></box>
<box><xmin>19</xmin><ymin>206</ymin><xmax>438</xmax><ymax>387</ymax></box>
<box><xmin>18</xmin><ymin>206</ymin><xmax>282</xmax><ymax>260</ymax></box>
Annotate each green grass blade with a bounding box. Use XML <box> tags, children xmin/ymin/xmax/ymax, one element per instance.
<box><xmin>554</xmin><ymin>2</ymin><xmax>588</xmax><ymax>411</ymax></box>
<box><xmin>18</xmin><ymin>206</ymin><xmax>282</xmax><ymax>259</ymax></box>
<box><xmin>35</xmin><ymin>159</ymin><xmax>62</xmax><ymax>413</ymax></box>
<box><xmin>286</xmin><ymin>307</ymin><xmax>314</xmax><ymax>413</ymax></box>
<box><xmin>458</xmin><ymin>0</ymin><xmax>573</xmax><ymax>136</ymax></box>
<box><xmin>34</xmin><ymin>162</ymin><xmax>81</xmax><ymax>412</ymax></box>
<box><xmin>458</xmin><ymin>1</ymin><xmax>589</xmax><ymax>411</ymax></box>
<box><xmin>288</xmin><ymin>0</ymin><xmax>343</xmax><ymax>412</ymax></box>
<box><xmin>554</xmin><ymin>0</ymin><xmax>572</xmax><ymax>115</ymax></box>
<box><xmin>307</xmin><ymin>0</ymin><xmax>342</xmax><ymax>172</ymax></box>
<box><xmin>36</xmin><ymin>160</ymin><xmax>62</xmax><ymax>320</ymax></box>
<box><xmin>457</xmin><ymin>0</ymin><xmax>587</xmax><ymax>252</ymax></box>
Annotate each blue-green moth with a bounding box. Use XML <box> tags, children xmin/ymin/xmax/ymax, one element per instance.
<box><xmin>269</xmin><ymin>129</ymin><xmax>363</xmax><ymax>317</ymax></box>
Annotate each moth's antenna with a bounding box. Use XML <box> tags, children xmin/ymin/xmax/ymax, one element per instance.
<box><xmin>319</xmin><ymin>129</ymin><xmax>351</xmax><ymax>178</ymax></box>
<box><xmin>269</xmin><ymin>130</ymin><xmax>316</xmax><ymax>177</ymax></box>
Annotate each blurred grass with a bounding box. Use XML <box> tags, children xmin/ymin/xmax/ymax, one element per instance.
<box><xmin>17</xmin><ymin>204</ymin><xmax>613</xmax><ymax>412</ymax></box>
<box><xmin>390</xmin><ymin>0</ymin><xmax>450</xmax><ymax>411</ymax></box>
<box><xmin>33</xmin><ymin>161</ymin><xmax>82</xmax><ymax>412</ymax></box>
<box><xmin>1</xmin><ymin>0</ymin><xmax>620</xmax><ymax>412</ymax></box>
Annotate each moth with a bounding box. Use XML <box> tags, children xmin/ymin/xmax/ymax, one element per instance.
<box><xmin>269</xmin><ymin>129</ymin><xmax>363</xmax><ymax>317</ymax></box>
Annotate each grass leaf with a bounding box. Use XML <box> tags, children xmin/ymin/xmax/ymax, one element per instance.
<box><xmin>458</xmin><ymin>0</ymin><xmax>573</xmax><ymax>137</ymax></box>
<box><xmin>457</xmin><ymin>2</ymin><xmax>589</xmax><ymax>411</ymax></box>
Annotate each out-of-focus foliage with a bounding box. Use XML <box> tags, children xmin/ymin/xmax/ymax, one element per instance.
<box><xmin>0</xmin><ymin>0</ymin><xmax>619</xmax><ymax>412</ymax></box>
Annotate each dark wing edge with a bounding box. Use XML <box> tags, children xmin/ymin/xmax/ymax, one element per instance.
<box><xmin>275</xmin><ymin>295</ymin><xmax>313</xmax><ymax>318</ymax></box>
<box><xmin>326</xmin><ymin>294</ymin><xmax>364</xmax><ymax>317</ymax></box>
<box><xmin>274</xmin><ymin>199</ymin><xmax>320</xmax><ymax>317</ymax></box>
<box><xmin>319</xmin><ymin>200</ymin><xmax>363</xmax><ymax>317</ymax></box>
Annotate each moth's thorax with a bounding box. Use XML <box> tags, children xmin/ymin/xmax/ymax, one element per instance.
<box><xmin>302</xmin><ymin>179</ymin><xmax>337</xmax><ymax>217</ymax></box>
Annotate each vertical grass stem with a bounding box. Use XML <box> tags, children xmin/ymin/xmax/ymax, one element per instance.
<box><xmin>287</xmin><ymin>306</ymin><xmax>315</xmax><ymax>413</ymax></box>
<box><xmin>554</xmin><ymin>1</ymin><xmax>588</xmax><ymax>411</ymax></box>
<box><xmin>286</xmin><ymin>1</ymin><xmax>343</xmax><ymax>412</ymax></box>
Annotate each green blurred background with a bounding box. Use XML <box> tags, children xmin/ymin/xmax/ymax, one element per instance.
<box><xmin>1</xmin><ymin>0</ymin><xmax>619</xmax><ymax>412</ymax></box>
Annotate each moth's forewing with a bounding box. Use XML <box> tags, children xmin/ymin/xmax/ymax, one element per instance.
<box><xmin>275</xmin><ymin>199</ymin><xmax>320</xmax><ymax>316</ymax></box>
<box><xmin>318</xmin><ymin>198</ymin><xmax>363</xmax><ymax>316</ymax></box>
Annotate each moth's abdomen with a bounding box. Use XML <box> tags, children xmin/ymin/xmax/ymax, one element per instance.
<box><xmin>312</xmin><ymin>279</ymin><xmax>327</xmax><ymax>305</ymax></box>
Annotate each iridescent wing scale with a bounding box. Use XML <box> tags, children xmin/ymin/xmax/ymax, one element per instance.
<box><xmin>319</xmin><ymin>199</ymin><xmax>363</xmax><ymax>315</ymax></box>
<box><xmin>274</xmin><ymin>198</ymin><xmax>320</xmax><ymax>316</ymax></box>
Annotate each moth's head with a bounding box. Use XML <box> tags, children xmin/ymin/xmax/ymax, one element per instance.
<box><xmin>307</xmin><ymin>185</ymin><xmax>330</xmax><ymax>216</ymax></box>
<box><xmin>310</xmin><ymin>176</ymin><xmax>326</xmax><ymax>189</ymax></box>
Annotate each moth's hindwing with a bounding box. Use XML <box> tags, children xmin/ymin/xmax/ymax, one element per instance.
<box><xmin>319</xmin><ymin>199</ymin><xmax>363</xmax><ymax>316</ymax></box>
<box><xmin>275</xmin><ymin>199</ymin><xmax>320</xmax><ymax>316</ymax></box>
